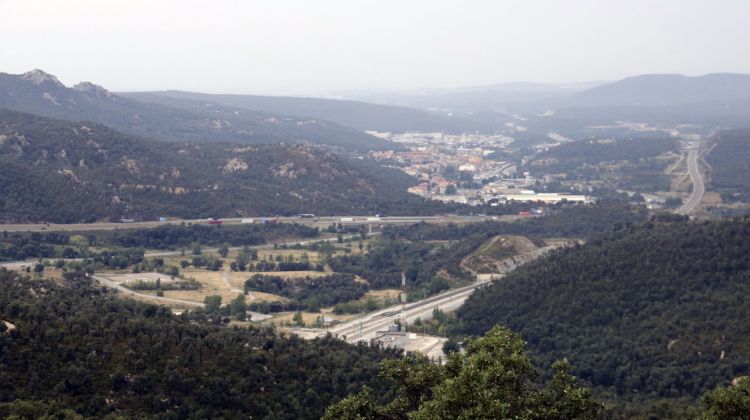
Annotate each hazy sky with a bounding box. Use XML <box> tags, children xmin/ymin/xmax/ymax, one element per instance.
<box><xmin>1</xmin><ymin>0</ymin><xmax>749</xmax><ymax>95</ymax></box>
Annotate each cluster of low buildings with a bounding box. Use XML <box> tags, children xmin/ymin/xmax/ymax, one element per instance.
<box><xmin>369</xmin><ymin>131</ymin><xmax>592</xmax><ymax>207</ymax></box>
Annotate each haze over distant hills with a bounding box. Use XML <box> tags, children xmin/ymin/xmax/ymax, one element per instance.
<box><xmin>566</xmin><ymin>73</ymin><xmax>750</xmax><ymax>107</ymax></box>
<box><xmin>5</xmin><ymin>70</ymin><xmax>750</xmax><ymax>145</ymax></box>
<box><xmin>550</xmin><ymin>73</ymin><xmax>750</xmax><ymax>129</ymax></box>
<box><xmin>341</xmin><ymin>73</ymin><xmax>750</xmax><ymax>133</ymax></box>
<box><xmin>122</xmin><ymin>90</ymin><xmax>490</xmax><ymax>134</ymax></box>
<box><xmin>0</xmin><ymin>70</ymin><xmax>390</xmax><ymax>152</ymax></box>
<box><xmin>341</xmin><ymin>81</ymin><xmax>606</xmax><ymax>110</ymax></box>
<box><xmin>344</xmin><ymin>73</ymin><xmax>750</xmax><ymax>110</ymax></box>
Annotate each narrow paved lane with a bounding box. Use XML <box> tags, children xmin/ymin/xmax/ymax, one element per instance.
<box><xmin>93</xmin><ymin>274</ymin><xmax>205</xmax><ymax>307</ymax></box>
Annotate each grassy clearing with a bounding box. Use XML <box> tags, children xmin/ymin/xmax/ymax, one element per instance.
<box><xmin>241</xmin><ymin>271</ymin><xmax>330</xmax><ymax>283</ymax></box>
<box><xmin>270</xmin><ymin>309</ymin><xmax>357</xmax><ymax>326</ymax></box>
<box><xmin>114</xmin><ymin>291</ymin><xmax>198</xmax><ymax>310</ymax></box>
<box><xmin>99</xmin><ymin>237</ymin><xmax>380</xmax><ymax>313</ymax></box>
<box><xmin>179</xmin><ymin>270</ymin><xmax>287</xmax><ymax>303</ymax></box>
<box><xmin>162</xmin><ymin>270</ymin><xmax>243</xmax><ymax>303</ymax></box>
<box><xmin>255</xmin><ymin>249</ymin><xmax>321</xmax><ymax>263</ymax></box>
<box><xmin>363</xmin><ymin>289</ymin><xmax>400</xmax><ymax>300</ymax></box>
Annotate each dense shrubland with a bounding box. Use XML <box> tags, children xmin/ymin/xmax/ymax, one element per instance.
<box><xmin>0</xmin><ymin>269</ymin><xmax>398</xmax><ymax>418</ymax></box>
<box><xmin>453</xmin><ymin>217</ymin><xmax>750</xmax><ymax>416</ymax></box>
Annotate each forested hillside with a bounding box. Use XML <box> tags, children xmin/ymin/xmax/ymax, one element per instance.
<box><xmin>0</xmin><ymin>70</ymin><xmax>389</xmax><ymax>152</ymax></box>
<box><xmin>324</xmin><ymin>326</ymin><xmax>602</xmax><ymax>419</ymax></box>
<box><xmin>525</xmin><ymin>137</ymin><xmax>677</xmax><ymax>192</ymax></box>
<box><xmin>329</xmin><ymin>235</ymin><xmax>482</xmax><ymax>294</ymax></box>
<box><xmin>0</xmin><ymin>109</ymin><xmax>424</xmax><ymax>222</ymax></box>
<box><xmin>529</xmin><ymin>137</ymin><xmax>676</xmax><ymax>171</ymax></box>
<box><xmin>706</xmin><ymin>129</ymin><xmax>750</xmax><ymax>202</ymax></box>
<box><xmin>454</xmin><ymin>217</ymin><xmax>750</xmax><ymax>415</ymax></box>
<box><xmin>0</xmin><ymin>269</ymin><xmax>398</xmax><ymax>418</ymax></box>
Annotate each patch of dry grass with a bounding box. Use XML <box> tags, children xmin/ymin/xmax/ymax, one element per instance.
<box><xmin>256</xmin><ymin>249</ymin><xmax>320</xmax><ymax>263</ymax></box>
<box><xmin>363</xmin><ymin>289</ymin><xmax>400</xmax><ymax>300</ymax></box>
<box><xmin>179</xmin><ymin>269</ymin><xmax>286</xmax><ymax>303</ymax></box>
<box><xmin>164</xmin><ymin>270</ymin><xmax>251</xmax><ymax>303</ymax></box>
<box><xmin>115</xmin><ymin>292</ymin><xmax>197</xmax><ymax>310</ymax></box>
<box><xmin>269</xmin><ymin>310</ymin><xmax>356</xmax><ymax>326</ymax></box>
<box><xmin>246</xmin><ymin>290</ymin><xmax>289</xmax><ymax>303</ymax></box>
<box><xmin>243</xmin><ymin>271</ymin><xmax>329</xmax><ymax>282</ymax></box>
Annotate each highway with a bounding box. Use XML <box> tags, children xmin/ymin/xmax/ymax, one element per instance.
<box><xmin>676</xmin><ymin>148</ymin><xmax>705</xmax><ymax>215</ymax></box>
<box><xmin>0</xmin><ymin>214</ymin><xmax>522</xmax><ymax>330</ymax></box>
<box><xmin>323</xmin><ymin>242</ymin><xmax>564</xmax><ymax>344</ymax></box>
<box><xmin>0</xmin><ymin>215</ymin><xmax>498</xmax><ymax>233</ymax></box>
<box><xmin>327</xmin><ymin>280</ymin><xmax>492</xmax><ymax>343</ymax></box>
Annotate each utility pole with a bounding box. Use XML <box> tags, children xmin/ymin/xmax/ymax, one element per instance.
<box><xmin>400</xmin><ymin>272</ymin><xmax>407</xmax><ymax>331</ymax></box>
<box><xmin>423</xmin><ymin>287</ymin><xmax>427</xmax><ymax>335</ymax></box>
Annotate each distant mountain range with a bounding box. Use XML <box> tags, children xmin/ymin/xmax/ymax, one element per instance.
<box><xmin>549</xmin><ymin>73</ymin><xmax>750</xmax><ymax>129</ymax></box>
<box><xmin>343</xmin><ymin>73</ymin><xmax>750</xmax><ymax>134</ymax></box>
<box><xmin>6</xmin><ymin>70</ymin><xmax>748</xmax><ymax>146</ymax></box>
<box><xmin>0</xmin><ymin>109</ymin><xmax>427</xmax><ymax>223</ymax></box>
<box><xmin>0</xmin><ymin>70</ymin><xmax>390</xmax><ymax>152</ymax></box>
<box><xmin>341</xmin><ymin>81</ymin><xmax>606</xmax><ymax>110</ymax></box>
<box><xmin>566</xmin><ymin>73</ymin><xmax>750</xmax><ymax>107</ymax></box>
<box><xmin>122</xmin><ymin>90</ymin><xmax>490</xmax><ymax>134</ymax></box>
<box><xmin>345</xmin><ymin>73</ymin><xmax>750</xmax><ymax>110</ymax></box>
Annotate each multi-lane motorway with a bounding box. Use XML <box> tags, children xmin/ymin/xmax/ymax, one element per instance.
<box><xmin>0</xmin><ymin>215</ymin><xmax>502</xmax><ymax>233</ymax></box>
<box><xmin>676</xmin><ymin>146</ymin><xmax>706</xmax><ymax>215</ymax></box>
<box><xmin>327</xmin><ymin>280</ymin><xmax>492</xmax><ymax>343</ymax></box>
<box><xmin>326</xmin><ymin>243</ymin><xmax>562</xmax><ymax>343</ymax></box>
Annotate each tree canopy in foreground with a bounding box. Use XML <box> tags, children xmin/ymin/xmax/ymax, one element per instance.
<box><xmin>323</xmin><ymin>325</ymin><xmax>602</xmax><ymax>420</ymax></box>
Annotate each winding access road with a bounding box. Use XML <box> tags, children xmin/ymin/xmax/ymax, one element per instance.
<box><xmin>93</xmin><ymin>274</ymin><xmax>205</xmax><ymax>307</ymax></box>
<box><xmin>676</xmin><ymin>148</ymin><xmax>705</xmax><ymax>215</ymax></box>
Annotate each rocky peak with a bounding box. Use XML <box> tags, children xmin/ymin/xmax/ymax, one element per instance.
<box><xmin>21</xmin><ymin>69</ymin><xmax>64</xmax><ymax>87</ymax></box>
<box><xmin>73</xmin><ymin>81</ymin><xmax>113</xmax><ymax>98</ymax></box>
